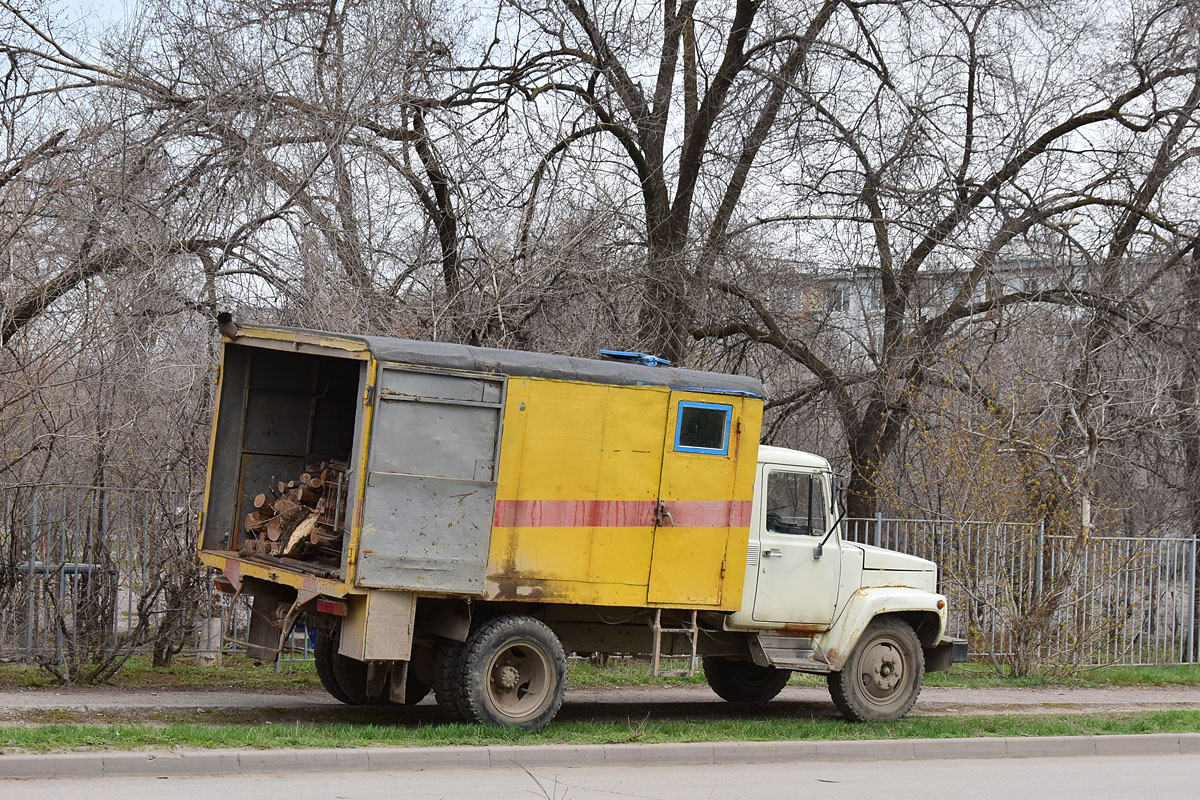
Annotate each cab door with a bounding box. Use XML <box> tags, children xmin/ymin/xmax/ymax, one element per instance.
<box><xmin>751</xmin><ymin>466</ymin><xmax>841</xmax><ymax>626</ymax></box>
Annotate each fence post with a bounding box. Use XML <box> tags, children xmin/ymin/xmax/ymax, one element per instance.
<box><xmin>1190</xmin><ymin>535</ymin><xmax>1198</xmax><ymax>664</ymax></box>
<box><xmin>26</xmin><ymin>492</ymin><xmax>39</xmax><ymax>653</ymax></box>
<box><xmin>874</xmin><ymin>512</ymin><xmax>882</xmax><ymax>549</ymax></box>
<box><xmin>1035</xmin><ymin>521</ymin><xmax>1044</xmax><ymax>600</ymax></box>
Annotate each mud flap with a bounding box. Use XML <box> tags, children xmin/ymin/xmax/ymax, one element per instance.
<box><xmin>924</xmin><ymin>636</ymin><xmax>968</xmax><ymax>672</ymax></box>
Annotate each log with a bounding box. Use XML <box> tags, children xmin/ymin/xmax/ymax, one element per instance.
<box><xmin>282</xmin><ymin>510</ymin><xmax>321</xmax><ymax>557</ymax></box>
<box><xmin>274</xmin><ymin>497</ymin><xmax>301</xmax><ymax>518</ymax></box>
<box><xmin>266</xmin><ymin>518</ymin><xmax>284</xmax><ymax>542</ymax></box>
<box><xmin>253</xmin><ymin>494</ymin><xmax>275</xmax><ymax>514</ymax></box>
<box><xmin>308</xmin><ymin>528</ymin><xmax>342</xmax><ymax>547</ymax></box>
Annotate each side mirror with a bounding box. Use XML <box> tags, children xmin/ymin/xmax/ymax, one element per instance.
<box><xmin>815</xmin><ymin>504</ymin><xmax>848</xmax><ymax>560</ymax></box>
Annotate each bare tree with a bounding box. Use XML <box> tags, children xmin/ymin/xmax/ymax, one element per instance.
<box><xmin>691</xmin><ymin>0</ymin><xmax>1200</xmax><ymax>515</ymax></box>
<box><xmin>473</xmin><ymin>0</ymin><xmax>843</xmax><ymax>361</ymax></box>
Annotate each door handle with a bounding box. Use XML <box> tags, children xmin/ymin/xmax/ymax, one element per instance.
<box><xmin>762</xmin><ymin>548</ymin><xmax>783</xmax><ymax>558</ymax></box>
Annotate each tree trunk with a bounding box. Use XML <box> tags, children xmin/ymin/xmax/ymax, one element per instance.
<box><xmin>637</xmin><ymin>240</ymin><xmax>693</xmax><ymax>364</ymax></box>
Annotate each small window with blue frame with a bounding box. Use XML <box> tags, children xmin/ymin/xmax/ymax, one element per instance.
<box><xmin>674</xmin><ymin>401</ymin><xmax>732</xmax><ymax>455</ymax></box>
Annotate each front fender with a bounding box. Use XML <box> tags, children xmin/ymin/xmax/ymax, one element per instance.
<box><xmin>815</xmin><ymin>587</ymin><xmax>947</xmax><ymax>670</ymax></box>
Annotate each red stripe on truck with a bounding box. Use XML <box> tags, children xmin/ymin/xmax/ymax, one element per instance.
<box><xmin>492</xmin><ymin>499</ymin><xmax>751</xmax><ymax>528</ymax></box>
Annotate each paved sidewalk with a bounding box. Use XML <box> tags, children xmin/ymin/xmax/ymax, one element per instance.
<box><xmin>2</xmin><ymin>734</ymin><xmax>1199</xmax><ymax>780</ymax></box>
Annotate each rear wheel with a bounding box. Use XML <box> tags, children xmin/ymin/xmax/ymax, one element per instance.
<box><xmin>457</xmin><ymin>615</ymin><xmax>567</xmax><ymax>731</ymax></box>
<box><xmin>396</xmin><ymin>667</ymin><xmax>432</xmax><ymax>705</ymax></box>
<box><xmin>313</xmin><ymin>630</ymin><xmax>352</xmax><ymax>704</ymax></box>
<box><xmin>432</xmin><ymin>638</ymin><xmax>467</xmax><ymax>720</ymax></box>
<box><xmin>827</xmin><ymin>617</ymin><xmax>924</xmax><ymax>721</ymax></box>
<box><xmin>702</xmin><ymin>656</ymin><xmax>791</xmax><ymax>703</ymax></box>
<box><xmin>315</xmin><ymin>629</ymin><xmax>430</xmax><ymax>705</ymax></box>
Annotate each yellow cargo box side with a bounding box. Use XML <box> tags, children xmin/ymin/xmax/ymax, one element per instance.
<box><xmin>485</xmin><ymin>377</ymin><xmax>763</xmax><ymax>611</ymax></box>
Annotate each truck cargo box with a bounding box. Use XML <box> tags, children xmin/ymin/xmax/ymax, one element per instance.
<box><xmin>199</xmin><ymin>326</ymin><xmax>764</xmax><ymax>611</ymax></box>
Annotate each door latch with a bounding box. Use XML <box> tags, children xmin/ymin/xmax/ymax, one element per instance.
<box><xmin>762</xmin><ymin>548</ymin><xmax>783</xmax><ymax>558</ymax></box>
<box><xmin>655</xmin><ymin>503</ymin><xmax>675</xmax><ymax>526</ymax></box>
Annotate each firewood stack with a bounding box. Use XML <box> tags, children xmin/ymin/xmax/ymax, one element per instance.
<box><xmin>239</xmin><ymin>460</ymin><xmax>349</xmax><ymax>567</ymax></box>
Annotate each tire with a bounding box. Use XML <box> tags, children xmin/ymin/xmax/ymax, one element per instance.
<box><xmin>702</xmin><ymin>656</ymin><xmax>791</xmax><ymax>703</ymax></box>
<box><xmin>400</xmin><ymin>670</ymin><xmax>432</xmax><ymax>705</ymax></box>
<box><xmin>432</xmin><ymin>638</ymin><xmax>467</xmax><ymax>720</ymax></box>
<box><xmin>329</xmin><ymin>638</ymin><xmax>377</xmax><ymax>705</ymax></box>
<box><xmin>314</xmin><ymin>630</ymin><xmax>353</xmax><ymax>704</ymax></box>
<box><xmin>457</xmin><ymin>615</ymin><xmax>567</xmax><ymax>731</ymax></box>
<box><xmin>317</xmin><ymin>629</ymin><xmax>429</xmax><ymax>705</ymax></box>
<box><xmin>827</xmin><ymin>616</ymin><xmax>924</xmax><ymax>721</ymax></box>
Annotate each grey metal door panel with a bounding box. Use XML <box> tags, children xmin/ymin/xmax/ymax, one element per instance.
<box><xmin>378</xmin><ymin>369</ymin><xmax>502</xmax><ymax>404</ymax></box>
<box><xmin>357</xmin><ymin>474</ymin><xmax>495</xmax><ymax>592</ymax></box>
<box><xmin>369</xmin><ymin>401</ymin><xmax>498</xmax><ymax>480</ymax></box>
<box><xmin>356</xmin><ymin>365</ymin><xmax>503</xmax><ymax>593</ymax></box>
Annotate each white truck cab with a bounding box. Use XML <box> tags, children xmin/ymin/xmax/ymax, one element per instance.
<box><xmin>711</xmin><ymin>446</ymin><xmax>963</xmax><ymax>721</ymax></box>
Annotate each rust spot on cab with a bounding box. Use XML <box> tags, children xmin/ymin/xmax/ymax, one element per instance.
<box><xmin>775</xmin><ymin>624</ymin><xmax>825</xmax><ymax>637</ymax></box>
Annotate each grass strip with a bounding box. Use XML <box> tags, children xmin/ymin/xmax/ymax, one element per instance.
<box><xmin>0</xmin><ymin>657</ymin><xmax>322</xmax><ymax>691</ymax></box>
<box><xmin>2</xmin><ymin>710</ymin><xmax>1198</xmax><ymax>753</ymax></box>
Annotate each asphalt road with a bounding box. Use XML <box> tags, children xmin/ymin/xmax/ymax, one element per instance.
<box><xmin>3</xmin><ymin>753</ymin><xmax>1197</xmax><ymax>799</ymax></box>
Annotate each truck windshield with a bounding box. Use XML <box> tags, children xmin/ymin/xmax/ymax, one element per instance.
<box><xmin>765</xmin><ymin>471</ymin><xmax>827</xmax><ymax>536</ymax></box>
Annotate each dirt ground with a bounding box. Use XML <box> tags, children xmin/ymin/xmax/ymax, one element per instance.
<box><xmin>3</xmin><ymin>683</ymin><xmax>1199</xmax><ymax>726</ymax></box>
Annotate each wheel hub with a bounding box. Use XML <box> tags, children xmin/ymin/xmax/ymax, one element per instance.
<box><xmin>862</xmin><ymin>643</ymin><xmax>903</xmax><ymax>694</ymax></box>
<box><xmin>493</xmin><ymin>664</ymin><xmax>521</xmax><ymax>690</ymax></box>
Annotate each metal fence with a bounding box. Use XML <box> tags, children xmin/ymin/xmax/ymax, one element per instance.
<box><xmin>2</xmin><ymin>485</ymin><xmax>1197</xmax><ymax>668</ymax></box>
<box><xmin>0</xmin><ymin>484</ymin><xmax>314</xmax><ymax>668</ymax></box>
<box><xmin>1</xmin><ymin>485</ymin><xmax>189</xmax><ymax>662</ymax></box>
<box><xmin>844</xmin><ymin>516</ymin><xmax>1199</xmax><ymax>666</ymax></box>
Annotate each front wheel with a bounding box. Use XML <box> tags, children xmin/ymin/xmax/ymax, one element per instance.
<box><xmin>702</xmin><ymin>656</ymin><xmax>791</xmax><ymax>703</ymax></box>
<box><xmin>457</xmin><ymin>615</ymin><xmax>567</xmax><ymax>731</ymax></box>
<box><xmin>827</xmin><ymin>616</ymin><xmax>924</xmax><ymax>721</ymax></box>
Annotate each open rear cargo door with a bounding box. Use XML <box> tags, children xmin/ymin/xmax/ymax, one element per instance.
<box><xmin>355</xmin><ymin>365</ymin><xmax>505</xmax><ymax>593</ymax></box>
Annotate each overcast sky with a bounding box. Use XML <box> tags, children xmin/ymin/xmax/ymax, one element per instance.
<box><xmin>59</xmin><ymin>0</ymin><xmax>137</xmax><ymax>25</ymax></box>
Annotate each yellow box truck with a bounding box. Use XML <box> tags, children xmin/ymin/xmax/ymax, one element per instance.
<box><xmin>199</xmin><ymin>325</ymin><xmax>964</xmax><ymax>730</ymax></box>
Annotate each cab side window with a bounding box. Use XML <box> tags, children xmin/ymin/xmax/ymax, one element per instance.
<box><xmin>765</xmin><ymin>471</ymin><xmax>827</xmax><ymax>536</ymax></box>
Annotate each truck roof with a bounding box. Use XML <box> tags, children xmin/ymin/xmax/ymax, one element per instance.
<box><xmin>239</xmin><ymin>325</ymin><xmax>764</xmax><ymax>397</ymax></box>
<box><xmin>758</xmin><ymin>445</ymin><xmax>830</xmax><ymax>470</ymax></box>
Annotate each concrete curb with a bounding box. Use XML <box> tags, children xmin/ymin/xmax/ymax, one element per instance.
<box><xmin>3</xmin><ymin>734</ymin><xmax>1198</xmax><ymax>780</ymax></box>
